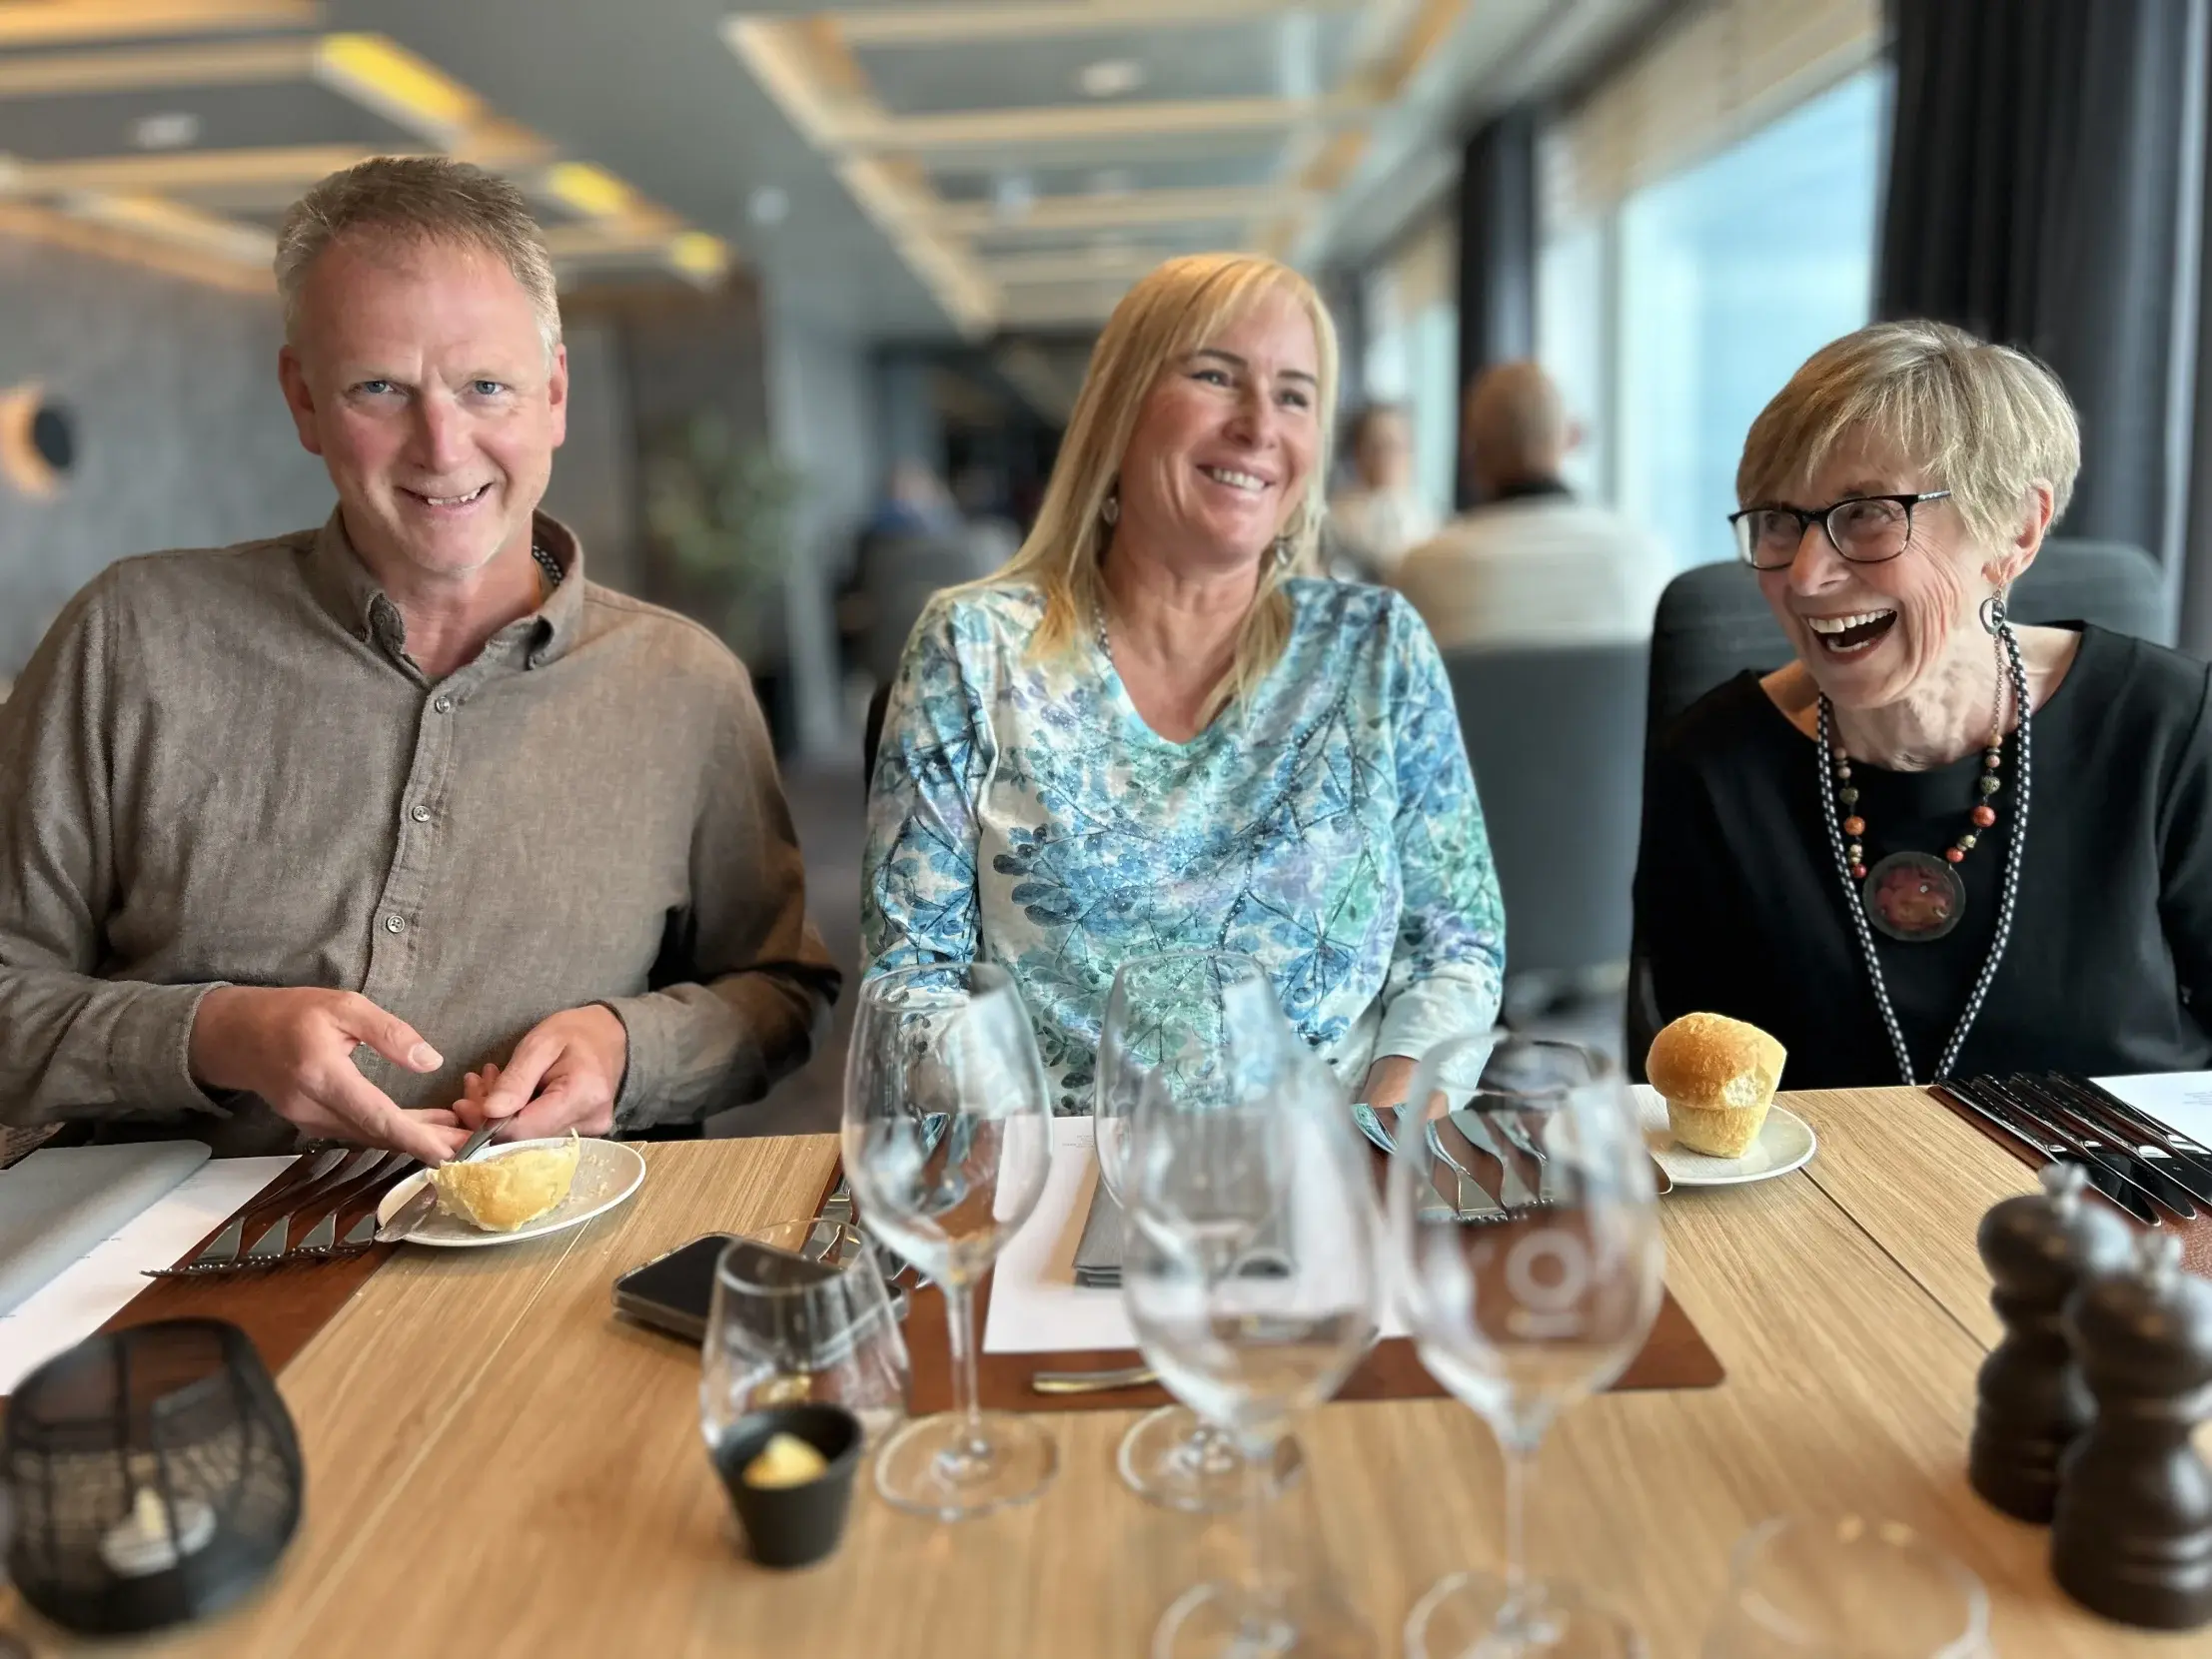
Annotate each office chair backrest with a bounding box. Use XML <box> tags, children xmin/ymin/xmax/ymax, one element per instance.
<box><xmin>1647</xmin><ymin>537</ymin><xmax>2167</xmax><ymax>740</ymax></box>
<box><xmin>1444</xmin><ymin>640</ymin><xmax>1650</xmax><ymax>980</ymax></box>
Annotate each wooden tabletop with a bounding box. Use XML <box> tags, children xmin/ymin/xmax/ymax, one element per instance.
<box><xmin>24</xmin><ymin>1088</ymin><xmax>2209</xmax><ymax>1657</ymax></box>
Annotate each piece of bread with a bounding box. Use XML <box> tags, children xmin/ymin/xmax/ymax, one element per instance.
<box><xmin>1646</xmin><ymin>1013</ymin><xmax>1786</xmax><ymax>1159</ymax></box>
<box><xmin>429</xmin><ymin>1133</ymin><xmax>582</xmax><ymax>1232</ymax></box>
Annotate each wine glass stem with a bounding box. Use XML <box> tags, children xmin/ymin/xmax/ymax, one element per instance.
<box><xmin>1239</xmin><ymin>1431</ymin><xmax>1287</xmax><ymax>1638</ymax></box>
<box><xmin>1502</xmin><ymin>1434</ymin><xmax>1537</xmax><ymax>1615</ymax></box>
<box><xmin>943</xmin><ymin>1276</ymin><xmax>989</xmax><ymax>1460</ymax></box>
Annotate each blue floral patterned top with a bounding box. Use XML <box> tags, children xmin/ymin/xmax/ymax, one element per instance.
<box><xmin>861</xmin><ymin>577</ymin><xmax>1506</xmax><ymax>1112</ymax></box>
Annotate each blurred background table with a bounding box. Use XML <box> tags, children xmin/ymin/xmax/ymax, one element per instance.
<box><xmin>14</xmin><ymin>1089</ymin><xmax>2204</xmax><ymax>1657</ymax></box>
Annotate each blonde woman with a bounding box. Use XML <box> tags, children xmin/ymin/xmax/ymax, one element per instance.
<box><xmin>861</xmin><ymin>253</ymin><xmax>1505</xmax><ymax>1114</ymax></box>
<box><xmin>1635</xmin><ymin>321</ymin><xmax>2212</xmax><ymax>1088</ymax></box>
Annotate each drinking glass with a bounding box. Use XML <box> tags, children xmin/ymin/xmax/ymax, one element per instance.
<box><xmin>1098</xmin><ymin>949</ymin><xmax>1303</xmax><ymax>1513</ymax></box>
<box><xmin>842</xmin><ymin>961</ymin><xmax>1056</xmax><ymax>1519</ymax></box>
<box><xmin>1387</xmin><ymin>1035</ymin><xmax>1662</xmax><ymax>1658</ymax></box>
<box><xmin>697</xmin><ymin>1219</ymin><xmax>911</xmax><ymax>1452</ymax></box>
<box><xmin>1122</xmin><ymin>1041</ymin><xmax>1380</xmax><ymax>1658</ymax></box>
<box><xmin>1703</xmin><ymin>1515</ymin><xmax>1991</xmax><ymax>1658</ymax></box>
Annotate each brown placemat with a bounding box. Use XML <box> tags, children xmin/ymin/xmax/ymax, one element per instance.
<box><xmin>904</xmin><ymin>1275</ymin><xmax>1722</xmax><ymax>1414</ymax></box>
<box><xmin>93</xmin><ymin>1161</ymin><xmax>409</xmax><ymax>1374</ymax></box>
<box><xmin>1924</xmin><ymin>1084</ymin><xmax>2212</xmax><ymax>1278</ymax></box>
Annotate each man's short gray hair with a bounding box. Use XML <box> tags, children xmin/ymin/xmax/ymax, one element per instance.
<box><xmin>275</xmin><ymin>155</ymin><xmax>561</xmax><ymax>357</ymax></box>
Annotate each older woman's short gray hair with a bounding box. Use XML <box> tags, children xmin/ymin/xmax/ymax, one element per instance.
<box><xmin>275</xmin><ymin>156</ymin><xmax>561</xmax><ymax>358</ymax></box>
<box><xmin>1737</xmin><ymin>320</ymin><xmax>2081</xmax><ymax>550</ymax></box>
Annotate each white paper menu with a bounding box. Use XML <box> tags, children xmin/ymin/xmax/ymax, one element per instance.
<box><xmin>2091</xmin><ymin>1073</ymin><xmax>2212</xmax><ymax>1148</ymax></box>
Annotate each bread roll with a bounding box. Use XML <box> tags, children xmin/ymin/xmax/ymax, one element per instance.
<box><xmin>429</xmin><ymin>1133</ymin><xmax>582</xmax><ymax>1232</ymax></box>
<box><xmin>1645</xmin><ymin>1013</ymin><xmax>1785</xmax><ymax>1159</ymax></box>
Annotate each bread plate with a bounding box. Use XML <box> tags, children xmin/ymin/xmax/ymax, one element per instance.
<box><xmin>1633</xmin><ymin>1085</ymin><xmax>1816</xmax><ymax>1187</ymax></box>
<box><xmin>375</xmin><ymin>1137</ymin><xmax>644</xmax><ymax>1247</ymax></box>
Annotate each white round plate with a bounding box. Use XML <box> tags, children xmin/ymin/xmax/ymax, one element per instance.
<box><xmin>376</xmin><ymin>1137</ymin><xmax>645</xmax><ymax>1246</ymax></box>
<box><xmin>1635</xmin><ymin>1087</ymin><xmax>1817</xmax><ymax>1187</ymax></box>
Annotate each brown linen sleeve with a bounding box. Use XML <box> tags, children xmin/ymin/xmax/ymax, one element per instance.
<box><xmin>0</xmin><ymin>572</ymin><xmax>227</xmax><ymax>1126</ymax></box>
<box><xmin>598</xmin><ymin>667</ymin><xmax>841</xmax><ymax>1130</ymax></box>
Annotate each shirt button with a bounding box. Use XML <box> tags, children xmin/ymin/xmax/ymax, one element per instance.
<box><xmin>384</xmin><ymin>914</ymin><xmax>406</xmax><ymax>935</ymax></box>
<box><xmin>410</xmin><ymin>805</ymin><xmax>432</xmax><ymax>824</ymax></box>
<box><xmin>433</xmin><ymin>694</ymin><xmax>453</xmax><ymax>714</ymax></box>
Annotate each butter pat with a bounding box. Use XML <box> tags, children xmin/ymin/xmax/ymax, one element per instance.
<box><xmin>743</xmin><ymin>1432</ymin><xmax>828</xmax><ymax>1489</ymax></box>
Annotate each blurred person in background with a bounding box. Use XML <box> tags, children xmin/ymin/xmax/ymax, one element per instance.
<box><xmin>1395</xmin><ymin>360</ymin><xmax>1664</xmax><ymax>649</ymax></box>
<box><xmin>843</xmin><ymin>459</ymin><xmax>1007</xmax><ymax>689</ymax></box>
<box><xmin>0</xmin><ymin>157</ymin><xmax>838</xmax><ymax>1159</ymax></box>
<box><xmin>1325</xmin><ymin>401</ymin><xmax>1437</xmax><ymax>581</ymax></box>
<box><xmin>862</xmin><ymin>253</ymin><xmax>1504</xmax><ymax>1117</ymax></box>
<box><xmin>1636</xmin><ymin>322</ymin><xmax>2212</xmax><ymax>1088</ymax></box>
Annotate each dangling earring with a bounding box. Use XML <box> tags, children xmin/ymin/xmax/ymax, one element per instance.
<box><xmin>1100</xmin><ymin>489</ymin><xmax>1120</xmax><ymax>528</ymax></box>
<box><xmin>1273</xmin><ymin>534</ymin><xmax>1293</xmax><ymax>570</ymax></box>
<box><xmin>1979</xmin><ymin>584</ymin><xmax>2010</xmax><ymax>635</ymax></box>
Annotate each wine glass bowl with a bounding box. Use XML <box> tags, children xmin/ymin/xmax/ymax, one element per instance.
<box><xmin>1122</xmin><ymin>1046</ymin><xmax>1380</xmax><ymax>1658</ymax></box>
<box><xmin>1703</xmin><ymin>1515</ymin><xmax>1991</xmax><ymax>1658</ymax></box>
<box><xmin>1388</xmin><ymin>1036</ymin><xmax>1662</xmax><ymax>1658</ymax></box>
<box><xmin>841</xmin><ymin>962</ymin><xmax>1057</xmax><ymax>1520</ymax></box>
<box><xmin>1096</xmin><ymin>951</ymin><xmax>1309</xmax><ymax>1516</ymax></box>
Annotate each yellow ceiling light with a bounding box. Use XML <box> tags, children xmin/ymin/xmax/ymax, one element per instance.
<box><xmin>314</xmin><ymin>34</ymin><xmax>482</xmax><ymax>142</ymax></box>
<box><xmin>544</xmin><ymin>162</ymin><xmax>634</xmax><ymax>222</ymax></box>
<box><xmin>667</xmin><ymin>231</ymin><xmax>730</xmax><ymax>282</ymax></box>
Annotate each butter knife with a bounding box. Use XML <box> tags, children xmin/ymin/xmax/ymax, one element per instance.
<box><xmin>375</xmin><ymin>1122</ymin><xmax>501</xmax><ymax>1244</ymax></box>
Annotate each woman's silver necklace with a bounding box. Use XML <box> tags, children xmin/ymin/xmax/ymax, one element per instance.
<box><xmin>1813</xmin><ymin>621</ymin><xmax>2033</xmax><ymax>1084</ymax></box>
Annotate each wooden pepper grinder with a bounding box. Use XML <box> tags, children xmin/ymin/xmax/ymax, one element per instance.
<box><xmin>1969</xmin><ymin>1163</ymin><xmax>2135</xmax><ymax>1521</ymax></box>
<box><xmin>2051</xmin><ymin>1232</ymin><xmax>2212</xmax><ymax>1629</ymax></box>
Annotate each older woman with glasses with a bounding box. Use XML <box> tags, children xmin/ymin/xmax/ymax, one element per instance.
<box><xmin>1634</xmin><ymin>320</ymin><xmax>2212</xmax><ymax>1088</ymax></box>
<box><xmin>862</xmin><ymin>252</ymin><xmax>1505</xmax><ymax>1115</ymax></box>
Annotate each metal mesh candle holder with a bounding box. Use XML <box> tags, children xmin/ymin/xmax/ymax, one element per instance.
<box><xmin>2</xmin><ymin>1318</ymin><xmax>302</xmax><ymax>1636</ymax></box>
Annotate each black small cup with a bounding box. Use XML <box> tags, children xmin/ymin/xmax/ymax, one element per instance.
<box><xmin>710</xmin><ymin>1403</ymin><xmax>862</xmax><ymax>1569</ymax></box>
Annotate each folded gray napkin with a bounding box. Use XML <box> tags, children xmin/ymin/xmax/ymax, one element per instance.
<box><xmin>1072</xmin><ymin>1178</ymin><xmax>1125</xmax><ymax>1288</ymax></box>
<box><xmin>1071</xmin><ymin>1179</ymin><xmax>1294</xmax><ymax>1289</ymax></box>
<box><xmin>0</xmin><ymin>1142</ymin><xmax>212</xmax><ymax>1317</ymax></box>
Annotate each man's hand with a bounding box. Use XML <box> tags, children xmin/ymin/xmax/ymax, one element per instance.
<box><xmin>189</xmin><ymin>987</ymin><xmax>469</xmax><ymax>1164</ymax></box>
<box><xmin>457</xmin><ymin>1006</ymin><xmax>626</xmax><ymax>1140</ymax></box>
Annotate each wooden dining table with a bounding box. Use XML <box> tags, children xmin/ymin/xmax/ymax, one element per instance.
<box><xmin>17</xmin><ymin>1085</ymin><xmax>2209</xmax><ymax>1657</ymax></box>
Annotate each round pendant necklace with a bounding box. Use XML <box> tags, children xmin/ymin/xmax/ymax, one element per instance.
<box><xmin>1828</xmin><ymin>640</ymin><xmax>2009</xmax><ymax>944</ymax></box>
<box><xmin>1813</xmin><ymin>620</ymin><xmax>2034</xmax><ymax>1084</ymax></box>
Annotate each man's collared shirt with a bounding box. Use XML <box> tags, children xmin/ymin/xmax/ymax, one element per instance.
<box><xmin>0</xmin><ymin>510</ymin><xmax>839</xmax><ymax>1154</ymax></box>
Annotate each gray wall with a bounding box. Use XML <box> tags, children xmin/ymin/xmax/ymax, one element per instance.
<box><xmin>538</xmin><ymin>317</ymin><xmax>638</xmax><ymax>593</ymax></box>
<box><xmin>0</xmin><ymin>236</ymin><xmax>332</xmax><ymax>681</ymax></box>
<box><xmin>766</xmin><ymin>306</ymin><xmax>878</xmax><ymax>761</ymax></box>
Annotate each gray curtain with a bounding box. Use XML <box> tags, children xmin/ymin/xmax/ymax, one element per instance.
<box><xmin>1454</xmin><ymin>109</ymin><xmax>1539</xmax><ymax>509</ymax></box>
<box><xmin>1879</xmin><ymin>0</ymin><xmax>2204</xmax><ymax>643</ymax></box>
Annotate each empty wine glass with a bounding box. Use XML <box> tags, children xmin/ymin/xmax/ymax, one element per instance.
<box><xmin>698</xmin><ymin>1219</ymin><xmax>911</xmax><ymax>1452</ymax></box>
<box><xmin>842</xmin><ymin>961</ymin><xmax>1056</xmax><ymax>1520</ymax></box>
<box><xmin>1704</xmin><ymin>1515</ymin><xmax>1991</xmax><ymax>1658</ymax></box>
<box><xmin>1098</xmin><ymin>949</ymin><xmax>1303</xmax><ymax>1513</ymax></box>
<box><xmin>1122</xmin><ymin>1043</ymin><xmax>1380</xmax><ymax>1657</ymax></box>
<box><xmin>1387</xmin><ymin>1035</ymin><xmax>1662</xmax><ymax>1658</ymax></box>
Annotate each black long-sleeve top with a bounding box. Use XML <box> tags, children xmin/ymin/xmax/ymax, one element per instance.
<box><xmin>1634</xmin><ymin>626</ymin><xmax>2212</xmax><ymax>1087</ymax></box>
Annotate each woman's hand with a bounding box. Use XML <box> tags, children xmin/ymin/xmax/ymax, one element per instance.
<box><xmin>1359</xmin><ymin>1054</ymin><xmax>1420</xmax><ymax>1118</ymax></box>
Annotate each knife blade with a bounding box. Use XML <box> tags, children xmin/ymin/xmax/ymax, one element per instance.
<box><xmin>2004</xmin><ymin>1077</ymin><xmax>2206</xmax><ymax>1217</ymax></box>
<box><xmin>1942</xmin><ymin>1080</ymin><xmax>2159</xmax><ymax>1227</ymax></box>
<box><xmin>375</xmin><ymin>1122</ymin><xmax>501</xmax><ymax>1244</ymax></box>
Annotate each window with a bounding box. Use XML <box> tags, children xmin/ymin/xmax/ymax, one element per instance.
<box><xmin>1538</xmin><ymin>63</ymin><xmax>1889</xmax><ymax>569</ymax></box>
<box><xmin>1615</xmin><ymin>69</ymin><xmax>1887</xmax><ymax>569</ymax></box>
<box><xmin>1361</xmin><ymin>212</ymin><xmax>1460</xmax><ymax>518</ymax></box>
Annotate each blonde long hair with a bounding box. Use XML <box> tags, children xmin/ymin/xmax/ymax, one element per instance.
<box><xmin>992</xmin><ymin>252</ymin><xmax>1341</xmax><ymax>719</ymax></box>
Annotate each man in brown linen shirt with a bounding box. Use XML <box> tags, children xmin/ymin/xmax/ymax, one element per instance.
<box><xmin>0</xmin><ymin>158</ymin><xmax>839</xmax><ymax>1161</ymax></box>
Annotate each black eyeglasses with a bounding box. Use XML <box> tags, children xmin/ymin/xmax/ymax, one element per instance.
<box><xmin>1726</xmin><ymin>490</ymin><xmax>1951</xmax><ymax>570</ymax></box>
